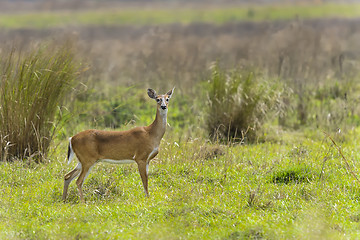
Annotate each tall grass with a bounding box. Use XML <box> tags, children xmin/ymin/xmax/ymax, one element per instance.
<box><xmin>0</xmin><ymin>43</ymin><xmax>79</xmax><ymax>161</ymax></box>
<box><xmin>206</xmin><ymin>64</ymin><xmax>287</xmax><ymax>143</ymax></box>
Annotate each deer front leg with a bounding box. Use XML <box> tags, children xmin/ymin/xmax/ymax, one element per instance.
<box><xmin>137</xmin><ymin>161</ymin><xmax>149</xmax><ymax>197</ymax></box>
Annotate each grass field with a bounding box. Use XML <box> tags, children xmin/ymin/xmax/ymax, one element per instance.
<box><xmin>1</xmin><ymin>1</ymin><xmax>360</xmax><ymax>239</ymax></box>
<box><xmin>1</xmin><ymin>130</ymin><xmax>360</xmax><ymax>239</ymax></box>
<box><xmin>1</xmin><ymin>3</ymin><xmax>360</xmax><ymax>29</ymax></box>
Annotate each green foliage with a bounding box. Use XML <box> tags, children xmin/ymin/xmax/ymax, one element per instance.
<box><xmin>0</xmin><ymin>44</ymin><xmax>79</xmax><ymax>161</ymax></box>
<box><xmin>206</xmin><ymin>64</ymin><xmax>286</xmax><ymax>142</ymax></box>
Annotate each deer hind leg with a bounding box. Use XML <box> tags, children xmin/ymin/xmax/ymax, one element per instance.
<box><xmin>63</xmin><ymin>162</ymin><xmax>82</xmax><ymax>202</ymax></box>
<box><xmin>75</xmin><ymin>162</ymin><xmax>95</xmax><ymax>203</ymax></box>
<box><xmin>137</xmin><ymin>161</ymin><xmax>149</xmax><ymax>197</ymax></box>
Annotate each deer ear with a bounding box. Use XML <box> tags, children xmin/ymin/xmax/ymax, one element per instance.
<box><xmin>147</xmin><ymin>88</ymin><xmax>157</xmax><ymax>99</ymax></box>
<box><xmin>166</xmin><ymin>87</ymin><xmax>175</xmax><ymax>98</ymax></box>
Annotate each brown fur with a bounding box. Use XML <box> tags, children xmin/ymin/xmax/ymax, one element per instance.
<box><xmin>62</xmin><ymin>88</ymin><xmax>173</xmax><ymax>203</ymax></box>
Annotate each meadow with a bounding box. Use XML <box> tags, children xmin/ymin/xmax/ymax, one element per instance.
<box><xmin>2</xmin><ymin>133</ymin><xmax>360</xmax><ymax>239</ymax></box>
<box><xmin>1</xmin><ymin>1</ymin><xmax>360</xmax><ymax>239</ymax></box>
<box><xmin>1</xmin><ymin>3</ymin><xmax>360</xmax><ymax>29</ymax></box>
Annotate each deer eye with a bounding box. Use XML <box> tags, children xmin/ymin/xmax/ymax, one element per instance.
<box><xmin>166</xmin><ymin>98</ymin><xmax>169</xmax><ymax>102</ymax></box>
<box><xmin>156</xmin><ymin>99</ymin><xmax>161</xmax><ymax>102</ymax></box>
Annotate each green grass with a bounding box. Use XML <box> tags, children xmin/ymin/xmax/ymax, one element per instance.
<box><xmin>1</xmin><ymin>3</ymin><xmax>360</xmax><ymax>29</ymax></box>
<box><xmin>2</xmin><ymin>3</ymin><xmax>360</xmax><ymax>238</ymax></box>
<box><xmin>1</xmin><ymin>129</ymin><xmax>360</xmax><ymax>239</ymax></box>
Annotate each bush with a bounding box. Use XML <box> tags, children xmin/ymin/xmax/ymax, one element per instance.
<box><xmin>206</xmin><ymin>63</ymin><xmax>287</xmax><ymax>143</ymax></box>
<box><xmin>0</xmin><ymin>43</ymin><xmax>79</xmax><ymax>161</ymax></box>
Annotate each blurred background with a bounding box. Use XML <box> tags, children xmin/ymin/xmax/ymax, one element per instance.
<box><xmin>2</xmin><ymin>0</ymin><xmax>360</xmax><ymax>91</ymax></box>
<box><xmin>1</xmin><ymin>0</ymin><xmax>360</xmax><ymax>159</ymax></box>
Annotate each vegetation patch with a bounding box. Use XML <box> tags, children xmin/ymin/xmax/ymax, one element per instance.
<box><xmin>198</xmin><ymin>144</ymin><xmax>226</xmax><ymax>160</ymax></box>
<box><xmin>270</xmin><ymin>166</ymin><xmax>315</xmax><ymax>184</ymax></box>
<box><xmin>0</xmin><ymin>43</ymin><xmax>80</xmax><ymax>162</ymax></box>
<box><xmin>205</xmin><ymin>64</ymin><xmax>286</xmax><ymax>142</ymax></box>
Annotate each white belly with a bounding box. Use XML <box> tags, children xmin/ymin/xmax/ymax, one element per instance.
<box><xmin>100</xmin><ymin>159</ymin><xmax>136</xmax><ymax>164</ymax></box>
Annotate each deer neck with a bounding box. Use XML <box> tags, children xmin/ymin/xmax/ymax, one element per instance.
<box><xmin>147</xmin><ymin>106</ymin><xmax>167</xmax><ymax>144</ymax></box>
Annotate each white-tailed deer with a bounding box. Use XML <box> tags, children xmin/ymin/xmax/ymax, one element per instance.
<box><xmin>62</xmin><ymin>88</ymin><xmax>174</xmax><ymax>203</ymax></box>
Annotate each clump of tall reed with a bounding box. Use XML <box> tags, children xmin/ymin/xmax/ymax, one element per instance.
<box><xmin>0</xmin><ymin>43</ymin><xmax>79</xmax><ymax>162</ymax></box>
<box><xmin>206</xmin><ymin>63</ymin><xmax>286</xmax><ymax>143</ymax></box>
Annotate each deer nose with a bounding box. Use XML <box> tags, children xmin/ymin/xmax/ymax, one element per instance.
<box><xmin>161</xmin><ymin>105</ymin><xmax>167</xmax><ymax>110</ymax></box>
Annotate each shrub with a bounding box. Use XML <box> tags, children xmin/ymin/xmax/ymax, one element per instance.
<box><xmin>205</xmin><ymin>63</ymin><xmax>287</xmax><ymax>143</ymax></box>
<box><xmin>0</xmin><ymin>43</ymin><xmax>79</xmax><ymax>161</ymax></box>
